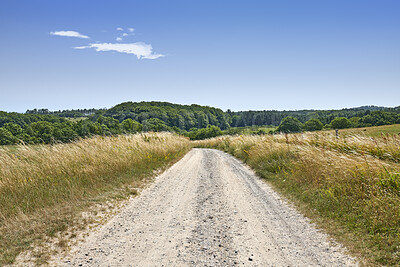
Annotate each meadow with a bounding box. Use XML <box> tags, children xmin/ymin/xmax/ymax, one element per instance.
<box><xmin>1</xmin><ymin>125</ymin><xmax>400</xmax><ymax>265</ymax></box>
<box><xmin>332</xmin><ymin>123</ymin><xmax>400</xmax><ymax>138</ymax></box>
<box><xmin>195</xmin><ymin>131</ymin><xmax>400</xmax><ymax>266</ymax></box>
<box><xmin>0</xmin><ymin>133</ymin><xmax>191</xmax><ymax>264</ymax></box>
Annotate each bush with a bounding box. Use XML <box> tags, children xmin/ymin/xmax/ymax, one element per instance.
<box><xmin>121</xmin><ymin>119</ymin><xmax>142</xmax><ymax>133</ymax></box>
<box><xmin>277</xmin><ymin>116</ymin><xmax>302</xmax><ymax>133</ymax></box>
<box><xmin>3</xmin><ymin>123</ymin><xmax>22</xmax><ymax>136</ymax></box>
<box><xmin>29</xmin><ymin>121</ymin><xmax>55</xmax><ymax>143</ymax></box>
<box><xmin>142</xmin><ymin>118</ymin><xmax>171</xmax><ymax>132</ymax></box>
<box><xmin>349</xmin><ymin>117</ymin><xmax>360</xmax><ymax>128</ymax></box>
<box><xmin>331</xmin><ymin>117</ymin><xmax>351</xmax><ymax>129</ymax></box>
<box><xmin>303</xmin><ymin>118</ymin><xmax>323</xmax><ymax>131</ymax></box>
<box><xmin>187</xmin><ymin>125</ymin><xmax>222</xmax><ymax>140</ymax></box>
<box><xmin>0</xmin><ymin>128</ymin><xmax>15</xmax><ymax>145</ymax></box>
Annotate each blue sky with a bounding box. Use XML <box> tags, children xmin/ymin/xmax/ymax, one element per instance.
<box><xmin>0</xmin><ymin>0</ymin><xmax>399</xmax><ymax>112</ymax></box>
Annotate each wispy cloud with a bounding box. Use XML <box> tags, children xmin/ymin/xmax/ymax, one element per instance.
<box><xmin>116</xmin><ymin>28</ymin><xmax>134</xmax><ymax>41</ymax></box>
<box><xmin>50</xmin><ymin>30</ymin><xmax>89</xmax><ymax>39</ymax></box>
<box><xmin>75</xmin><ymin>42</ymin><xmax>164</xmax><ymax>59</ymax></box>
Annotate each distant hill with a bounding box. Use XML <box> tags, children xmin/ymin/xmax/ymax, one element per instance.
<box><xmin>230</xmin><ymin>105</ymin><xmax>400</xmax><ymax>127</ymax></box>
<box><xmin>351</xmin><ymin>105</ymin><xmax>385</xmax><ymax>111</ymax></box>
<box><xmin>0</xmin><ymin>101</ymin><xmax>399</xmax><ymax>145</ymax></box>
<box><xmin>23</xmin><ymin>101</ymin><xmax>400</xmax><ymax>128</ymax></box>
<box><xmin>98</xmin><ymin>101</ymin><xmax>230</xmax><ymax>130</ymax></box>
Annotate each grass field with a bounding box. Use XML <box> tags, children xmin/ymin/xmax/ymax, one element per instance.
<box><xmin>333</xmin><ymin>124</ymin><xmax>400</xmax><ymax>137</ymax></box>
<box><xmin>0</xmin><ymin>133</ymin><xmax>191</xmax><ymax>265</ymax></box>
<box><xmin>1</xmin><ymin>124</ymin><xmax>399</xmax><ymax>265</ymax></box>
<box><xmin>195</xmin><ymin>131</ymin><xmax>400</xmax><ymax>266</ymax></box>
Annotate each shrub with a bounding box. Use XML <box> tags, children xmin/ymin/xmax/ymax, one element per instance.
<box><xmin>330</xmin><ymin>117</ymin><xmax>351</xmax><ymax>129</ymax></box>
<box><xmin>303</xmin><ymin>118</ymin><xmax>323</xmax><ymax>131</ymax></box>
<box><xmin>0</xmin><ymin>128</ymin><xmax>15</xmax><ymax>145</ymax></box>
<box><xmin>277</xmin><ymin>116</ymin><xmax>302</xmax><ymax>133</ymax></box>
<box><xmin>121</xmin><ymin>118</ymin><xmax>142</xmax><ymax>133</ymax></box>
<box><xmin>187</xmin><ymin>125</ymin><xmax>222</xmax><ymax>140</ymax></box>
<box><xmin>142</xmin><ymin>118</ymin><xmax>171</xmax><ymax>132</ymax></box>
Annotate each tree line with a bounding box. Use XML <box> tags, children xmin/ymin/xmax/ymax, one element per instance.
<box><xmin>1</xmin><ymin>102</ymin><xmax>400</xmax><ymax>144</ymax></box>
<box><xmin>230</xmin><ymin>106</ymin><xmax>400</xmax><ymax>127</ymax></box>
<box><xmin>26</xmin><ymin>102</ymin><xmax>400</xmax><ymax>129</ymax></box>
<box><xmin>276</xmin><ymin>113</ymin><xmax>400</xmax><ymax>133</ymax></box>
<box><xmin>26</xmin><ymin>108</ymin><xmax>102</xmax><ymax>118</ymax></box>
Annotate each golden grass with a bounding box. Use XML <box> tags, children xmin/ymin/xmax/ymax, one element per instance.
<box><xmin>0</xmin><ymin>133</ymin><xmax>191</xmax><ymax>264</ymax></box>
<box><xmin>2</xmin><ymin>128</ymin><xmax>399</xmax><ymax>265</ymax></box>
<box><xmin>195</xmin><ymin>133</ymin><xmax>400</xmax><ymax>266</ymax></box>
<box><xmin>333</xmin><ymin>124</ymin><xmax>400</xmax><ymax>138</ymax></box>
<box><xmin>272</xmin><ymin>131</ymin><xmax>400</xmax><ymax>162</ymax></box>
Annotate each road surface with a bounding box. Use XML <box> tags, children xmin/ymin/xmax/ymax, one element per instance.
<box><xmin>62</xmin><ymin>148</ymin><xmax>357</xmax><ymax>266</ymax></box>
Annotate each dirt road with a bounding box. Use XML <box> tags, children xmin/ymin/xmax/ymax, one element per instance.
<box><xmin>62</xmin><ymin>148</ymin><xmax>357</xmax><ymax>266</ymax></box>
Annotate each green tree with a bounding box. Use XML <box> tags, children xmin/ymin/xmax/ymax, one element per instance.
<box><xmin>97</xmin><ymin>116</ymin><xmax>120</xmax><ymax>134</ymax></box>
<box><xmin>0</xmin><ymin>128</ymin><xmax>16</xmax><ymax>145</ymax></box>
<box><xmin>52</xmin><ymin>122</ymin><xmax>79</xmax><ymax>142</ymax></box>
<box><xmin>121</xmin><ymin>119</ymin><xmax>142</xmax><ymax>133</ymax></box>
<box><xmin>142</xmin><ymin>118</ymin><xmax>171</xmax><ymax>132</ymax></box>
<box><xmin>303</xmin><ymin>118</ymin><xmax>323</xmax><ymax>131</ymax></box>
<box><xmin>277</xmin><ymin>116</ymin><xmax>302</xmax><ymax>133</ymax></box>
<box><xmin>29</xmin><ymin>121</ymin><xmax>55</xmax><ymax>143</ymax></box>
<box><xmin>16</xmin><ymin>133</ymin><xmax>32</xmax><ymax>144</ymax></box>
<box><xmin>74</xmin><ymin>120</ymin><xmax>92</xmax><ymax>137</ymax></box>
<box><xmin>187</xmin><ymin>125</ymin><xmax>222</xmax><ymax>140</ymax></box>
<box><xmin>330</xmin><ymin>117</ymin><xmax>351</xmax><ymax>129</ymax></box>
<box><xmin>3</xmin><ymin>123</ymin><xmax>22</xmax><ymax>136</ymax></box>
<box><xmin>89</xmin><ymin>122</ymin><xmax>103</xmax><ymax>135</ymax></box>
<box><xmin>195</xmin><ymin>112</ymin><xmax>209</xmax><ymax>128</ymax></box>
<box><xmin>349</xmin><ymin>117</ymin><xmax>360</xmax><ymax>128</ymax></box>
<box><xmin>101</xmin><ymin>124</ymin><xmax>111</xmax><ymax>135</ymax></box>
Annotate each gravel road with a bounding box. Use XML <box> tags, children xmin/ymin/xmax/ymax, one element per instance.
<box><xmin>62</xmin><ymin>148</ymin><xmax>357</xmax><ymax>266</ymax></box>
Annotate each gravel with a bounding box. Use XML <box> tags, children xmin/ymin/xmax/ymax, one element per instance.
<box><xmin>60</xmin><ymin>148</ymin><xmax>357</xmax><ymax>266</ymax></box>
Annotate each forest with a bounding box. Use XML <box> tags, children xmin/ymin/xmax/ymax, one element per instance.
<box><xmin>1</xmin><ymin>101</ymin><xmax>400</xmax><ymax>145</ymax></box>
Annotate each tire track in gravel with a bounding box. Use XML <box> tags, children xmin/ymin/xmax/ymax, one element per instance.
<box><xmin>59</xmin><ymin>148</ymin><xmax>357</xmax><ymax>267</ymax></box>
<box><xmin>182</xmin><ymin>150</ymin><xmax>237</xmax><ymax>266</ymax></box>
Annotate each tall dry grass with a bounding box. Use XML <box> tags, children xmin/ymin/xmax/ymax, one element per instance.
<box><xmin>274</xmin><ymin>131</ymin><xmax>400</xmax><ymax>162</ymax></box>
<box><xmin>196</xmin><ymin>133</ymin><xmax>400</xmax><ymax>266</ymax></box>
<box><xmin>0</xmin><ymin>133</ymin><xmax>191</xmax><ymax>264</ymax></box>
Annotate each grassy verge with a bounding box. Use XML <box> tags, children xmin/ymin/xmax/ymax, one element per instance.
<box><xmin>333</xmin><ymin>124</ymin><xmax>400</xmax><ymax>138</ymax></box>
<box><xmin>195</xmin><ymin>133</ymin><xmax>400</xmax><ymax>266</ymax></box>
<box><xmin>0</xmin><ymin>133</ymin><xmax>191</xmax><ymax>265</ymax></box>
<box><xmin>263</xmin><ymin>131</ymin><xmax>400</xmax><ymax>163</ymax></box>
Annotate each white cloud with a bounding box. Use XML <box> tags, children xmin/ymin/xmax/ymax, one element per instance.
<box><xmin>128</xmin><ymin>28</ymin><xmax>135</xmax><ymax>32</ymax></box>
<box><xmin>50</xmin><ymin>30</ymin><xmax>89</xmax><ymax>39</ymax></box>
<box><xmin>73</xmin><ymin>46</ymin><xmax>88</xmax><ymax>49</ymax></box>
<box><xmin>122</xmin><ymin>33</ymin><xmax>128</xmax><ymax>37</ymax></box>
<box><xmin>116</xmin><ymin>27</ymin><xmax>124</xmax><ymax>31</ymax></box>
<box><xmin>74</xmin><ymin>42</ymin><xmax>164</xmax><ymax>59</ymax></box>
<box><xmin>116</xmin><ymin>37</ymin><xmax>123</xmax><ymax>41</ymax></box>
